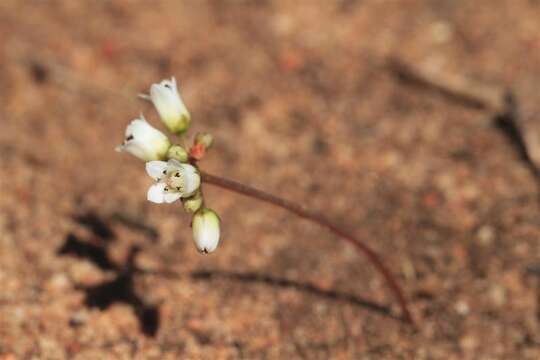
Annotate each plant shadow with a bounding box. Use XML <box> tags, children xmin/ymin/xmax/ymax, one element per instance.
<box><xmin>59</xmin><ymin>211</ymin><xmax>401</xmax><ymax>338</ymax></box>
<box><xmin>79</xmin><ymin>246</ymin><xmax>159</xmax><ymax>337</ymax></box>
<box><xmin>58</xmin><ymin>212</ymin><xmax>159</xmax><ymax>337</ymax></box>
<box><xmin>148</xmin><ymin>268</ymin><xmax>399</xmax><ymax>321</ymax></box>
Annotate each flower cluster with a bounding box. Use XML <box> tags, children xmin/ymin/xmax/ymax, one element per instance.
<box><xmin>117</xmin><ymin>78</ymin><xmax>220</xmax><ymax>254</ymax></box>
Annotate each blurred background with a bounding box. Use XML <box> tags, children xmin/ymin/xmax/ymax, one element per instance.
<box><xmin>1</xmin><ymin>0</ymin><xmax>539</xmax><ymax>358</ymax></box>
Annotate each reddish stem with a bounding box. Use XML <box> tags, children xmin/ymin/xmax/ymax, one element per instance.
<box><xmin>200</xmin><ymin>171</ymin><xmax>414</xmax><ymax>325</ymax></box>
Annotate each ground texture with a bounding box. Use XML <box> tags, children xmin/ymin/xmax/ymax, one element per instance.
<box><xmin>1</xmin><ymin>0</ymin><xmax>540</xmax><ymax>358</ymax></box>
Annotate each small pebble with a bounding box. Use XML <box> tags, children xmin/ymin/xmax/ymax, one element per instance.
<box><xmin>455</xmin><ymin>300</ymin><xmax>470</xmax><ymax>315</ymax></box>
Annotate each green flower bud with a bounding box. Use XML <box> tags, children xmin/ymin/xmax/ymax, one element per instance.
<box><xmin>167</xmin><ymin>144</ymin><xmax>189</xmax><ymax>163</ymax></box>
<box><xmin>182</xmin><ymin>190</ymin><xmax>203</xmax><ymax>213</ymax></box>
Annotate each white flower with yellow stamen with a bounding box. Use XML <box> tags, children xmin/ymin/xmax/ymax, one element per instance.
<box><xmin>141</xmin><ymin>77</ymin><xmax>191</xmax><ymax>134</ymax></box>
<box><xmin>145</xmin><ymin>159</ymin><xmax>200</xmax><ymax>204</ymax></box>
<box><xmin>192</xmin><ymin>208</ymin><xmax>220</xmax><ymax>254</ymax></box>
<box><xmin>116</xmin><ymin>114</ymin><xmax>170</xmax><ymax>161</ymax></box>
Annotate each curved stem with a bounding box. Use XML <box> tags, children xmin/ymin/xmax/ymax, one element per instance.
<box><xmin>200</xmin><ymin>171</ymin><xmax>414</xmax><ymax>325</ymax></box>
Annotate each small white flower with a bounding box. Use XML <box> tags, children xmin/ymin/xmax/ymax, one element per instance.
<box><xmin>192</xmin><ymin>208</ymin><xmax>220</xmax><ymax>254</ymax></box>
<box><xmin>145</xmin><ymin>159</ymin><xmax>200</xmax><ymax>204</ymax></box>
<box><xmin>141</xmin><ymin>77</ymin><xmax>191</xmax><ymax>134</ymax></box>
<box><xmin>116</xmin><ymin>114</ymin><xmax>170</xmax><ymax>161</ymax></box>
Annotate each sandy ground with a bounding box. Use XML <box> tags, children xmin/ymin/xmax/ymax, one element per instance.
<box><xmin>1</xmin><ymin>0</ymin><xmax>540</xmax><ymax>358</ymax></box>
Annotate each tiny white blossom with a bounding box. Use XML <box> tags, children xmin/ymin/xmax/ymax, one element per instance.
<box><xmin>141</xmin><ymin>77</ymin><xmax>191</xmax><ymax>134</ymax></box>
<box><xmin>192</xmin><ymin>208</ymin><xmax>220</xmax><ymax>254</ymax></box>
<box><xmin>116</xmin><ymin>114</ymin><xmax>170</xmax><ymax>161</ymax></box>
<box><xmin>146</xmin><ymin>159</ymin><xmax>200</xmax><ymax>204</ymax></box>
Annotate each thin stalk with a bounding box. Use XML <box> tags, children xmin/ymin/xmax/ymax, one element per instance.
<box><xmin>200</xmin><ymin>171</ymin><xmax>414</xmax><ymax>325</ymax></box>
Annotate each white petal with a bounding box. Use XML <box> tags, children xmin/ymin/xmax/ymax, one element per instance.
<box><xmin>164</xmin><ymin>192</ymin><xmax>182</xmax><ymax>204</ymax></box>
<box><xmin>146</xmin><ymin>161</ymin><xmax>168</xmax><ymax>180</ymax></box>
<box><xmin>125</xmin><ymin>116</ymin><xmax>149</xmax><ymax>137</ymax></box>
<box><xmin>166</xmin><ymin>159</ymin><xmax>183</xmax><ymax>171</ymax></box>
<box><xmin>120</xmin><ymin>141</ymin><xmax>150</xmax><ymax>161</ymax></box>
<box><xmin>147</xmin><ymin>182</ymin><xmax>166</xmax><ymax>204</ymax></box>
<box><xmin>129</xmin><ymin>116</ymin><xmax>168</xmax><ymax>143</ymax></box>
<box><xmin>150</xmin><ymin>84</ymin><xmax>179</xmax><ymax>120</ymax></box>
<box><xmin>179</xmin><ymin>164</ymin><xmax>200</xmax><ymax>197</ymax></box>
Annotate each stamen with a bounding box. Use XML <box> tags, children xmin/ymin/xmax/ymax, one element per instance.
<box><xmin>166</xmin><ymin>171</ymin><xmax>184</xmax><ymax>193</ymax></box>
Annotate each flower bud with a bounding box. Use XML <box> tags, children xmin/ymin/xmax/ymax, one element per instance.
<box><xmin>167</xmin><ymin>144</ymin><xmax>189</xmax><ymax>163</ymax></box>
<box><xmin>182</xmin><ymin>190</ymin><xmax>203</xmax><ymax>213</ymax></box>
<box><xmin>116</xmin><ymin>114</ymin><xmax>171</xmax><ymax>161</ymax></box>
<box><xmin>194</xmin><ymin>132</ymin><xmax>214</xmax><ymax>149</ymax></box>
<box><xmin>192</xmin><ymin>208</ymin><xmax>220</xmax><ymax>254</ymax></box>
<box><xmin>189</xmin><ymin>132</ymin><xmax>214</xmax><ymax>160</ymax></box>
<box><xmin>141</xmin><ymin>77</ymin><xmax>191</xmax><ymax>134</ymax></box>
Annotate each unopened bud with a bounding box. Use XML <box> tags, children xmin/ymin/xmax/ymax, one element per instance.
<box><xmin>194</xmin><ymin>132</ymin><xmax>214</xmax><ymax>149</ymax></box>
<box><xmin>190</xmin><ymin>133</ymin><xmax>214</xmax><ymax>161</ymax></box>
<box><xmin>167</xmin><ymin>144</ymin><xmax>189</xmax><ymax>162</ymax></box>
<box><xmin>192</xmin><ymin>208</ymin><xmax>220</xmax><ymax>254</ymax></box>
<box><xmin>182</xmin><ymin>190</ymin><xmax>203</xmax><ymax>213</ymax></box>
